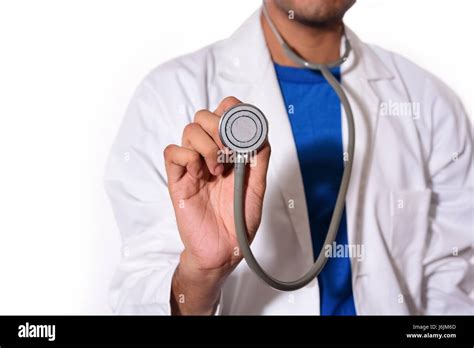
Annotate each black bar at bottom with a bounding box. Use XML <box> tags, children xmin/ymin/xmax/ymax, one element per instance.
<box><xmin>0</xmin><ymin>315</ymin><xmax>472</xmax><ymax>346</ymax></box>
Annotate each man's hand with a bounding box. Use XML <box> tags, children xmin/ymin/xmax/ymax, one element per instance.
<box><xmin>164</xmin><ymin>96</ymin><xmax>271</xmax><ymax>314</ymax></box>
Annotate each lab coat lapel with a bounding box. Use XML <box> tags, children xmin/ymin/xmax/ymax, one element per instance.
<box><xmin>340</xmin><ymin>28</ymin><xmax>394</xmax><ymax>279</ymax></box>
<box><xmin>339</xmin><ymin>29</ymin><xmax>413</xmax><ymax>314</ymax></box>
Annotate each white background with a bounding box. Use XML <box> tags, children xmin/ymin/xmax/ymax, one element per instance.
<box><xmin>0</xmin><ymin>0</ymin><xmax>471</xmax><ymax>314</ymax></box>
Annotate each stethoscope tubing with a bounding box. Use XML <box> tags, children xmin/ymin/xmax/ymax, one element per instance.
<box><xmin>231</xmin><ymin>4</ymin><xmax>356</xmax><ymax>291</ymax></box>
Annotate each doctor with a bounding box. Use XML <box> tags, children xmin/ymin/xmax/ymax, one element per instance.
<box><xmin>105</xmin><ymin>0</ymin><xmax>473</xmax><ymax>315</ymax></box>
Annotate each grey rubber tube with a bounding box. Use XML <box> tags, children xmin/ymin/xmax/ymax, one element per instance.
<box><xmin>262</xmin><ymin>3</ymin><xmax>351</xmax><ymax>69</ymax></box>
<box><xmin>232</xmin><ymin>4</ymin><xmax>356</xmax><ymax>291</ymax></box>
<box><xmin>234</xmin><ymin>71</ymin><xmax>355</xmax><ymax>291</ymax></box>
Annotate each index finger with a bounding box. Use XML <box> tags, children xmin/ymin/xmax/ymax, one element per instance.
<box><xmin>213</xmin><ymin>96</ymin><xmax>242</xmax><ymax>116</ymax></box>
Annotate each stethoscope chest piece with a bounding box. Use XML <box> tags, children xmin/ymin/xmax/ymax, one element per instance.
<box><xmin>219</xmin><ymin>103</ymin><xmax>268</xmax><ymax>154</ymax></box>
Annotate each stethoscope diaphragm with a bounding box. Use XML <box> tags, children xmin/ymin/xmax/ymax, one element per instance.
<box><xmin>219</xmin><ymin>103</ymin><xmax>268</xmax><ymax>154</ymax></box>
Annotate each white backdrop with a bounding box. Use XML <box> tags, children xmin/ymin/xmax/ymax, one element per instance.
<box><xmin>0</xmin><ymin>0</ymin><xmax>471</xmax><ymax>314</ymax></box>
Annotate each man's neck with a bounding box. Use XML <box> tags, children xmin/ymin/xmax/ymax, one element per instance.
<box><xmin>261</xmin><ymin>2</ymin><xmax>343</xmax><ymax>67</ymax></box>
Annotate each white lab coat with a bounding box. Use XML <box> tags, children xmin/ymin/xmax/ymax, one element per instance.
<box><xmin>104</xmin><ymin>8</ymin><xmax>473</xmax><ymax>315</ymax></box>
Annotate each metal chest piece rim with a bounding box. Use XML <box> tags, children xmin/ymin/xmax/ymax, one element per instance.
<box><xmin>219</xmin><ymin>103</ymin><xmax>268</xmax><ymax>154</ymax></box>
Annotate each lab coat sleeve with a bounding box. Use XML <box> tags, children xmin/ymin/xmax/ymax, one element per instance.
<box><xmin>423</xmin><ymin>89</ymin><xmax>474</xmax><ymax>314</ymax></box>
<box><xmin>103</xmin><ymin>78</ymin><xmax>201</xmax><ymax>315</ymax></box>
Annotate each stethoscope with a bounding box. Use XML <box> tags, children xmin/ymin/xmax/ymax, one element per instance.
<box><xmin>218</xmin><ymin>4</ymin><xmax>355</xmax><ymax>291</ymax></box>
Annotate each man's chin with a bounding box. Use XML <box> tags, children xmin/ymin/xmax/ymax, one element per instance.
<box><xmin>272</xmin><ymin>0</ymin><xmax>355</xmax><ymax>27</ymax></box>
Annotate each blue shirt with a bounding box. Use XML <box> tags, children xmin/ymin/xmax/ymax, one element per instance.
<box><xmin>274</xmin><ymin>63</ymin><xmax>356</xmax><ymax>316</ymax></box>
